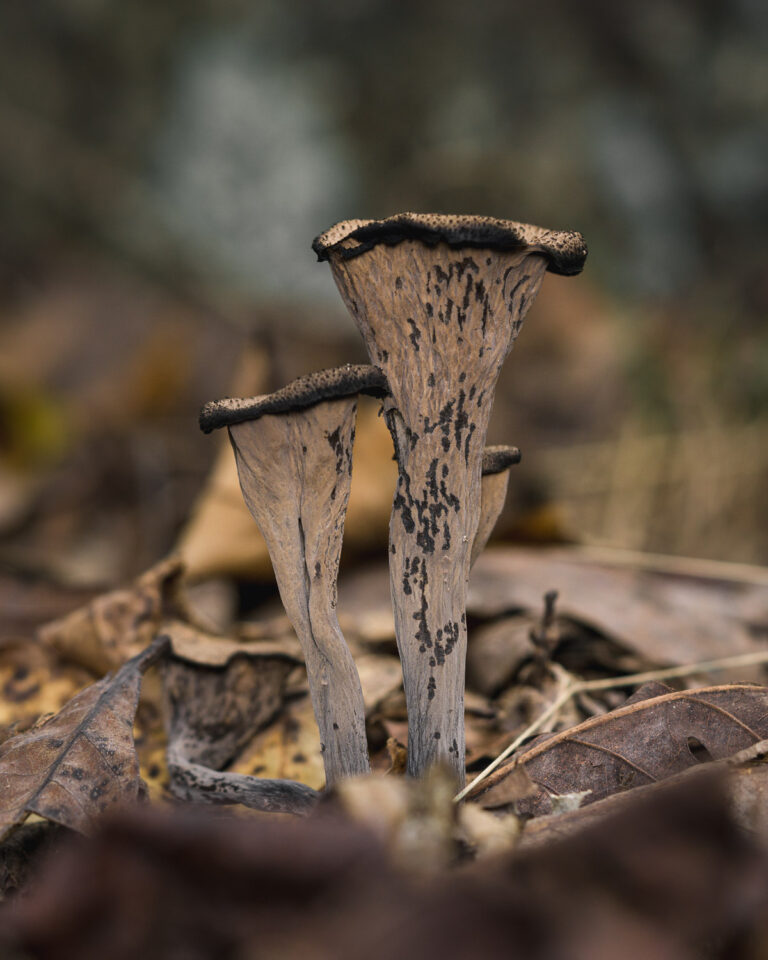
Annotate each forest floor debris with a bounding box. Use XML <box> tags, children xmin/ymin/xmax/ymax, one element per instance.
<box><xmin>1</xmin><ymin>546</ymin><xmax>768</xmax><ymax>956</ymax></box>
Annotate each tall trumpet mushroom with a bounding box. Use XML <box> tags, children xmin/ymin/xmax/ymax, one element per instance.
<box><xmin>314</xmin><ymin>213</ymin><xmax>587</xmax><ymax>783</ymax></box>
<box><xmin>472</xmin><ymin>445</ymin><xmax>521</xmax><ymax>569</ymax></box>
<box><xmin>200</xmin><ymin>365</ymin><xmax>387</xmax><ymax>785</ymax></box>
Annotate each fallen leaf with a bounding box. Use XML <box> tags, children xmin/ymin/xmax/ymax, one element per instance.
<box><xmin>234</xmin><ymin>694</ymin><xmax>326</xmax><ymax>791</ymax></box>
<box><xmin>0</xmin><ymin>821</ymin><xmax>61</xmax><ymax>900</ymax></box>
<box><xmin>455</xmin><ymin>803</ymin><xmax>520</xmax><ymax>858</ymax></box>
<box><xmin>465</xmin><ymin>614</ymin><xmax>537</xmax><ymax>696</ymax></box>
<box><xmin>475</xmin><ymin>763</ymin><xmax>537</xmax><ymax>811</ymax></box>
<box><xmin>0</xmin><ymin>639</ymin><xmax>92</xmax><ymax>735</ymax></box>
<box><xmin>0</xmin><ymin>636</ymin><xmax>169</xmax><ymax>840</ymax></box>
<box><xmin>470</xmin><ymin>683</ymin><xmax>768</xmax><ymax>814</ymax></box>
<box><xmin>469</xmin><ymin>548</ymin><xmax>768</xmax><ymax>669</ymax></box>
<box><xmin>166</xmin><ymin>617</ymin><xmax>302</xmax><ymax>666</ymax></box>
<box><xmin>385</xmin><ymin>736</ymin><xmax>407</xmax><ymax>775</ymax></box>
<box><xmin>38</xmin><ymin>557</ymin><xmax>183</xmax><ymax>675</ymax></box>
<box><xmin>520</xmin><ymin>739</ymin><xmax>768</xmax><ymax>849</ymax></box>
<box><xmin>133</xmin><ymin>702</ymin><xmax>169</xmax><ymax>805</ymax></box>
<box><xmin>162</xmin><ymin>624</ymin><xmax>316</xmax><ymax>815</ymax></box>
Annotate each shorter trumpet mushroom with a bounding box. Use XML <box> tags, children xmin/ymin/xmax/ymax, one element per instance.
<box><xmin>200</xmin><ymin>365</ymin><xmax>387</xmax><ymax>785</ymax></box>
<box><xmin>472</xmin><ymin>445</ymin><xmax>521</xmax><ymax>568</ymax></box>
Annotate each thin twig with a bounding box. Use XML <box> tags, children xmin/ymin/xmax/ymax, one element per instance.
<box><xmin>568</xmin><ymin>544</ymin><xmax>768</xmax><ymax>587</ymax></box>
<box><xmin>455</xmin><ymin>648</ymin><xmax>768</xmax><ymax>803</ymax></box>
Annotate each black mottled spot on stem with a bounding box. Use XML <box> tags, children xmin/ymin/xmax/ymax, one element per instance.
<box><xmin>407</xmin><ymin>317</ymin><xmax>421</xmax><ymax>350</ymax></box>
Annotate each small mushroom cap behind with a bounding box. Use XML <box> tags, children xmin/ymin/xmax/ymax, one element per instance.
<box><xmin>473</xmin><ymin>446</ymin><xmax>522</xmax><ymax>568</ymax></box>
<box><xmin>482</xmin><ymin>445</ymin><xmax>521</xmax><ymax>476</ymax></box>
<box><xmin>313</xmin><ymin>212</ymin><xmax>587</xmax><ymax>277</ymax></box>
<box><xmin>199</xmin><ymin>364</ymin><xmax>388</xmax><ymax>434</ymax></box>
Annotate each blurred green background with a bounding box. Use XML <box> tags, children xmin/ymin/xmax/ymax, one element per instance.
<box><xmin>0</xmin><ymin>0</ymin><xmax>766</xmax><ymax>586</ymax></box>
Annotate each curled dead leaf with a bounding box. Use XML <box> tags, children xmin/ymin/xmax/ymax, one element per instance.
<box><xmin>166</xmin><ymin>618</ymin><xmax>302</xmax><ymax>668</ymax></box>
<box><xmin>470</xmin><ymin>682</ymin><xmax>768</xmax><ymax>815</ymax></box>
<box><xmin>38</xmin><ymin>557</ymin><xmax>183</xmax><ymax>675</ymax></box>
<box><xmin>0</xmin><ymin>636</ymin><xmax>169</xmax><ymax>840</ymax></box>
<box><xmin>162</xmin><ymin>621</ymin><xmax>316</xmax><ymax>815</ymax></box>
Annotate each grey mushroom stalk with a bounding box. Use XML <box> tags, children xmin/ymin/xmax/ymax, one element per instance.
<box><xmin>315</xmin><ymin>213</ymin><xmax>587</xmax><ymax>784</ymax></box>
<box><xmin>200</xmin><ymin>365</ymin><xmax>387</xmax><ymax>785</ymax></box>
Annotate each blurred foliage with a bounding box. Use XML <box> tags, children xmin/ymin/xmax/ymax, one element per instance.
<box><xmin>0</xmin><ymin>1</ymin><xmax>766</xmax><ymax>577</ymax></box>
<box><xmin>0</xmin><ymin>0</ymin><xmax>765</xmax><ymax>308</ymax></box>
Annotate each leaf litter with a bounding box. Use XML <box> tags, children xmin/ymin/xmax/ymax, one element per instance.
<box><xmin>2</xmin><ymin>547</ymin><xmax>768</xmax><ymax>955</ymax></box>
<box><xmin>162</xmin><ymin>620</ymin><xmax>318</xmax><ymax>814</ymax></box>
<box><xmin>469</xmin><ymin>681</ymin><xmax>768</xmax><ymax>813</ymax></box>
<box><xmin>0</xmin><ymin>635</ymin><xmax>169</xmax><ymax>841</ymax></box>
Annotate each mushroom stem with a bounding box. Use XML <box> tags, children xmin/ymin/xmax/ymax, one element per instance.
<box><xmin>227</xmin><ymin>400</ymin><xmax>369</xmax><ymax>784</ymax></box>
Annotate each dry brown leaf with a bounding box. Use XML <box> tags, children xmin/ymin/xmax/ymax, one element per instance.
<box><xmin>162</xmin><ymin>625</ymin><xmax>316</xmax><ymax>815</ymax></box>
<box><xmin>520</xmin><ymin>740</ymin><xmax>768</xmax><ymax>849</ymax></box>
<box><xmin>385</xmin><ymin>736</ymin><xmax>407</xmax><ymax>774</ymax></box>
<box><xmin>134</xmin><ymin>703</ymin><xmax>169</xmax><ymax>805</ymax></box>
<box><xmin>466</xmin><ymin>614</ymin><xmax>537</xmax><ymax>696</ymax></box>
<box><xmin>166</xmin><ymin>617</ymin><xmax>302</xmax><ymax>666</ymax></box>
<box><xmin>38</xmin><ymin>557</ymin><xmax>183</xmax><ymax>675</ymax></box>
<box><xmin>470</xmin><ymin>682</ymin><xmax>768</xmax><ymax>814</ymax></box>
<box><xmin>0</xmin><ymin>821</ymin><xmax>62</xmax><ymax>900</ymax></box>
<box><xmin>0</xmin><ymin>639</ymin><xmax>92</xmax><ymax>736</ymax></box>
<box><xmin>469</xmin><ymin>549</ymin><xmax>768</xmax><ymax>669</ymax></box>
<box><xmin>455</xmin><ymin>803</ymin><xmax>520</xmax><ymax>858</ymax></box>
<box><xmin>233</xmin><ymin>694</ymin><xmax>326</xmax><ymax>791</ymax></box>
<box><xmin>0</xmin><ymin>636</ymin><xmax>169</xmax><ymax>840</ymax></box>
<box><xmin>474</xmin><ymin>763</ymin><xmax>538</xmax><ymax>811</ymax></box>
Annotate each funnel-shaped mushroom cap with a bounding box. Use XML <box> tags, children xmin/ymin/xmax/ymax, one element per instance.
<box><xmin>313</xmin><ymin>212</ymin><xmax>587</xmax><ymax>277</ymax></box>
<box><xmin>200</xmin><ymin>364</ymin><xmax>388</xmax><ymax>434</ymax></box>
<box><xmin>472</xmin><ymin>446</ymin><xmax>521</xmax><ymax>568</ymax></box>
